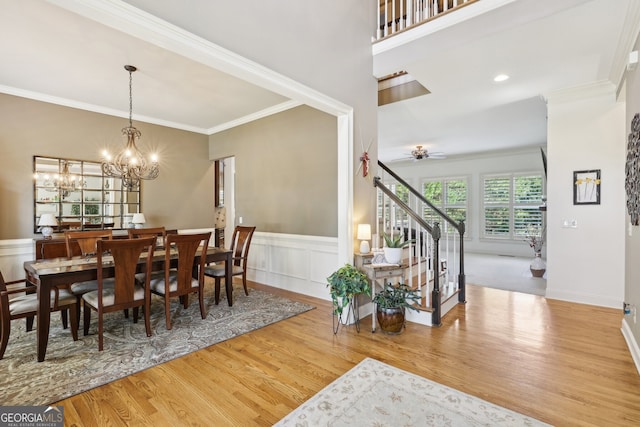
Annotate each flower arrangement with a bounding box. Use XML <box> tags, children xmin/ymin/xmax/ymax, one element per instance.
<box><xmin>524</xmin><ymin>225</ymin><xmax>545</xmax><ymax>253</ymax></box>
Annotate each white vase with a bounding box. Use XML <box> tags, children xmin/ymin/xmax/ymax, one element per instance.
<box><xmin>530</xmin><ymin>252</ymin><xmax>546</xmax><ymax>277</ymax></box>
<box><xmin>383</xmin><ymin>247</ymin><xmax>403</xmax><ymax>264</ymax></box>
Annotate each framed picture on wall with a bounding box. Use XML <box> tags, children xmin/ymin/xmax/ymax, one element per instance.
<box><xmin>573</xmin><ymin>169</ymin><xmax>601</xmax><ymax>205</ymax></box>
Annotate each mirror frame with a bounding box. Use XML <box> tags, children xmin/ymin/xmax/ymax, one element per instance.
<box><xmin>33</xmin><ymin>155</ymin><xmax>141</xmax><ymax>233</ymax></box>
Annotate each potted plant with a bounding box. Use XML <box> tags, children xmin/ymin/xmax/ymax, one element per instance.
<box><xmin>372</xmin><ymin>282</ymin><xmax>421</xmax><ymax>334</ymax></box>
<box><xmin>327</xmin><ymin>264</ymin><xmax>371</xmax><ymax>333</ymax></box>
<box><xmin>382</xmin><ymin>231</ymin><xmax>415</xmax><ymax>264</ymax></box>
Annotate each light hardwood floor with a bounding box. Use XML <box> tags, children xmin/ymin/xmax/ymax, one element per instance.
<box><xmin>57</xmin><ymin>279</ymin><xmax>640</xmax><ymax>426</ymax></box>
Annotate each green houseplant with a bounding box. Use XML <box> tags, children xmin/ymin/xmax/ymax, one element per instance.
<box><xmin>382</xmin><ymin>232</ymin><xmax>415</xmax><ymax>264</ymax></box>
<box><xmin>327</xmin><ymin>263</ymin><xmax>371</xmax><ymax>333</ymax></box>
<box><xmin>372</xmin><ymin>282</ymin><xmax>420</xmax><ymax>334</ymax></box>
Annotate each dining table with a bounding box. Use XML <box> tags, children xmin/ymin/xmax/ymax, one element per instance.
<box><xmin>23</xmin><ymin>245</ymin><xmax>232</xmax><ymax>362</ymax></box>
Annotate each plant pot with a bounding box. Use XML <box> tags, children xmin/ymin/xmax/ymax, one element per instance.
<box><xmin>530</xmin><ymin>252</ymin><xmax>546</xmax><ymax>278</ymax></box>
<box><xmin>376</xmin><ymin>306</ymin><xmax>405</xmax><ymax>334</ymax></box>
<box><xmin>383</xmin><ymin>247</ymin><xmax>403</xmax><ymax>264</ymax></box>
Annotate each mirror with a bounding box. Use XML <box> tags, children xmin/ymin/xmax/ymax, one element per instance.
<box><xmin>33</xmin><ymin>156</ymin><xmax>141</xmax><ymax>233</ymax></box>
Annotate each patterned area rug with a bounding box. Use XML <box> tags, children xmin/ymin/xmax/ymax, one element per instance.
<box><xmin>1</xmin><ymin>287</ymin><xmax>314</xmax><ymax>406</ymax></box>
<box><xmin>275</xmin><ymin>358</ymin><xmax>551</xmax><ymax>426</ymax></box>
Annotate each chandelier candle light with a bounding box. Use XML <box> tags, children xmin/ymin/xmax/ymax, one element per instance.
<box><xmin>101</xmin><ymin>65</ymin><xmax>159</xmax><ymax>190</ymax></box>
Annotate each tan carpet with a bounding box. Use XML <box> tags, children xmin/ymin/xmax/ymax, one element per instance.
<box><xmin>0</xmin><ymin>287</ymin><xmax>313</xmax><ymax>406</ymax></box>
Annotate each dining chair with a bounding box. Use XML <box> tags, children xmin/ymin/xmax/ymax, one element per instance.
<box><xmin>0</xmin><ymin>270</ymin><xmax>78</xmax><ymax>360</ymax></box>
<box><xmin>128</xmin><ymin>227</ymin><xmax>167</xmax><ymax>248</ymax></box>
<box><xmin>82</xmin><ymin>237</ymin><xmax>155</xmax><ymax>351</ymax></box>
<box><xmin>65</xmin><ymin>230</ymin><xmax>114</xmax><ymax>325</ymax></box>
<box><xmin>144</xmin><ymin>232</ymin><xmax>211</xmax><ymax>330</ymax></box>
<box><xmin>64</xmin><ymin>230</ymin><xmax>113</xmax><ymax>259</ymax></box>
<box><xmin>204</xmin><ymin>226</ymin><xmax>256</xmax><ymax>305</ymax></box>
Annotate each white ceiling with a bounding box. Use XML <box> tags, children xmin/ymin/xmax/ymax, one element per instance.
<box><xmin>0</xmin><ymin>0</ymin><xmax>637</xmax><ymax>163</ymax></box>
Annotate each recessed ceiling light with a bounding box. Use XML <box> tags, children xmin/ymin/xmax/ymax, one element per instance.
<box><xmin>494</xmin><ymin>74</ymin><xmax>509</xmax><ymax>82</ymax></box>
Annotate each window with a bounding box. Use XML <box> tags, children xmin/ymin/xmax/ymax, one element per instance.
<box><xmin>482</xmin><ymin>173</ymin><xmax>543</xmax><ymax>239</ymax></box>
<box><xmin>422</xmin><ymin>177</ymin><xmax>467</xmax><ymax>232</ymax></box>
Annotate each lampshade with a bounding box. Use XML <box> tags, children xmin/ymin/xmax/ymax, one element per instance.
<box><xmin>357</xmin><ymin>224</ymin><xmax>371</xmax><ymax>240</ymax></box>
<box><xmin>38</xmin><ymin>214</ymin><xmax>58</xmax><ymax>239</ymax></box>
<box><xmin>357</xmin><ymin>224</ymin><xmax>371</xmax><ymax>254</ymax></box>
<box><xmin>38</xmin><ymin>214</ymin><xmax>58</xmax><ymax>226</ymax></box>
<box><xmin>131</xmin><ymin>213</ymin><xmax>146</xmax><ymax>229</ymax></box>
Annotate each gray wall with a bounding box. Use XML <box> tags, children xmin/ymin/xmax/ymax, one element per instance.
<box><xmin>625</xmin><ymin>35</ymin><xmax>640</xmax><ymax>344</ymax></box>
<box><xmin>210</xmin><ymin>105</ymin><xmax>337</xmax><ymax>236</ymax></box>
<box><xmin>125</xmin><ymin>0</ymin><xmax>380</xmax><ymax>238</ymax></box>
<box><xmin>0</xmin><ymin>93</ymin><xmax>213</xmax><ymax>239</ymax></box>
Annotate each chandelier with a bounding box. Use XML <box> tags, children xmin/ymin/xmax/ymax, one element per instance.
<box><xmin>101</xmin><ymin>65</ymin><xmax>159</xmax><ymax>190</ymax></box>
<box><xmin>40</xmin><ymin>160</ymin><xmax>79</xmax><ymax>198</ymax></box>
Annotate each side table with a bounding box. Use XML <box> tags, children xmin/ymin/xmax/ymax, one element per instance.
<box><xmin>355</xmin><ymin>253</ymin><xmax>407</xmax><ymax>332</ymax></box>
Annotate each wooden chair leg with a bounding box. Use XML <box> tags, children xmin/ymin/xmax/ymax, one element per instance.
<box><xmin>144</xmin><ymin>298</ymin><xmax>152</xmax><ymax>337</ymax></box>
<box><xmin>214</xmin><ymin>278</ymin><xmax>221</xmax><ymax>305</ymax></box>
<box><xmin>242</xmin><ymin>272</ymin><xmax>249</xmax><ymax>296</ymax></box>
<box><xmin>26</xmin><ymin>315</ymin><xmax>34</xmax><ymax>332</ymax></box>
<box><xmin>165</xmin><ymin>297</ymin><xmax>172</xmax><ymax>330</ymax></box>
<box><xmin>0</xmin><ymin>319</ymin><xmax>10</xmax><ymax>360</ymax></box>
<box><xmin>75</xmin><ymin>297</ymin><xmax>82</xmax><ymax>326</ymax></box>
<box><xmin>199</xmin><ymin>287</ymin><xmax>206</xmax><ymax>319</ymax></box>
<box><xmin>60</xmin><ymin>310</ymin><xmax>68</xmax><ymax>329</ymax></box>
<box><xmin>98</xmin><ymin>311</ymin><xmax>104</xmax><ymax>351</ymax></box>
<box><xmin>132</xmin><ymin>307</ymin><xmax>139</xmax><ymax>323</ymax></box>
<box><xmin>69</xmin><ymin>306</ymin><xmax>78</xmax><ymax>341</ymax></box>
<box><xmin>83</xmin><ymin>304</ymin><xmax>92</xmax><ymax>336</ymax></box>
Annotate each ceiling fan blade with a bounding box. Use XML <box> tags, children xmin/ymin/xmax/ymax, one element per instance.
<box><xmin>427</xmin><ymin>152</ymin><xmax>447</xmax><ymax>159</ymax></box>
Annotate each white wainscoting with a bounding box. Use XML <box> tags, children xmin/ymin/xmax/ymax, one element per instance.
<box><xmin>0</xmin><ymin>238</ymin><xmax>36</xmax><ymax>281</ymax></box>
<box><xmin>247</xmin><ymin>232</ymin><xmax>338</xmax><ymax>301</ymax></box>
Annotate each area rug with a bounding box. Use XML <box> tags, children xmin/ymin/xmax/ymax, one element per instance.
<box><xmin>275</xmin><ymin>358</ymin><xmax>551</xmax><ymax>426</ymax></box>
<box><xmin>0</xmin><ymin>288</ymin><xmax>314</xmax><ymax>406</ymax></box>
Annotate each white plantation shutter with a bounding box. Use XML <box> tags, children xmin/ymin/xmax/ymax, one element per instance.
<box><xmin>483</xmin><ymin>174</ymin><xmax>543</xmax><ymax>239</ymax></box>
<box><xmin>423</xmin><ymin>178</ymin><xmax>467</xmax><ymax>232</ymax></box>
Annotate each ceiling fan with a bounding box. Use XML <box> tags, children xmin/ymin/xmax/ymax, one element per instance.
<box><xmin>393</xmin><ymin>145</ymin><xmax>447</xmax><ymax>162</ymax></box>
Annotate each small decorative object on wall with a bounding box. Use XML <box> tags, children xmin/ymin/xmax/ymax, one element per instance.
<box><xmin>573</xmin><ymin>169</ymin><xmax>601</xmax><ymax>205</ymax></box>
<box><xmin>357</xmin><ymin>137</ymin><xmax>374</xmax><ymax>178</ymax></box>
<box><xmin>625</xmin><ymin>113</ymin><xmax>640</xmax><ymax>225</ymax></box>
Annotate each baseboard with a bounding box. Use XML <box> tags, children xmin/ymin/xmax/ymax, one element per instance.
<box><xmin>621</xmin><ymin>318</ymin><xmax>640</xmax><ymax>376</ymax></box>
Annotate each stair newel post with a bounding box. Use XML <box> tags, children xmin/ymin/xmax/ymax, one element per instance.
<box><xmin>431</xmin><ymin>222</ymin><xmax>442</xmax><ymax>326</ymax></box>
<box><xmin>458</xmin><ymin>220</ymin><xmax>467</xmax><ymax>304</ymax></box>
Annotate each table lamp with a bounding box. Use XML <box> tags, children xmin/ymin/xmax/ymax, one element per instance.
<box><xmin>38</xmin><ymin>214</ymin><xmax>58</xmax><ymax>239</ymax></box>
<box><xmin>357</xmin><ymin>223</ymin><xmax>372</xmax><ymax>254</ymax></box>
<box><xmin>131</xmin><ymin>213</ymin><xmax>146</xmax><ymax>229</ymax></box>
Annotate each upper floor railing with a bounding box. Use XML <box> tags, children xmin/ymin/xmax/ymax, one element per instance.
<box><xmin>375</xmin><ymin>0</ymin><xmax>478</xmax><ymax>41</ymax></box>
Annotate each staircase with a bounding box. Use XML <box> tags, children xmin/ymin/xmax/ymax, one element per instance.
<box><xmin>374</xmin><ymin>161</ymin><xmax>466</xmax><ymax>326</ymax></box>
